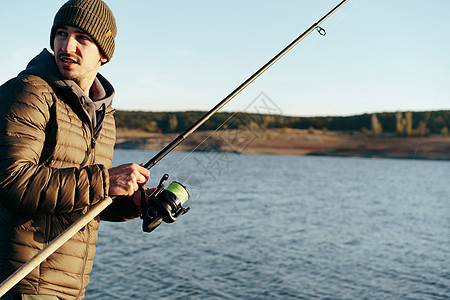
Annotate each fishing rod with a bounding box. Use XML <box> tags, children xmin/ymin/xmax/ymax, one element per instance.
<box><xmin>144</xmin><ymin>0</ymin><xmax>349</xmax><ymax>170</ymax></box>
<box><xmin>0</xmin><ymin>1</ymin><xmax>349</xmax><ymax>296</ymax></box>
<box><xmin>139</xmin><ymin>0</ymin><xmax>350</xmax><ymax>232</ymax></box>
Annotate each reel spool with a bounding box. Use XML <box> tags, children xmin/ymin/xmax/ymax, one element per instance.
<box><xmin>141</xmin><ymin>174</ymin><xmax>190</xmax><ymax>233</ymax></box>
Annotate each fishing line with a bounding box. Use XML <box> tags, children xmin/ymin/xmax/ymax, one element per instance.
<box><xmin>163</xmin><ymin>2</ymin><xmax>357</xmax><ymax>175</ymax></box>
<box><xmin>137</xmin><ymin>0</ymin><xmax>350</xmax><ymax>233</ymax></box>
<box><xmin>328</xmin><ymin>0</ymin><xmax>360</xmax><ymax>27</ymax></box>
<box><xmin>290</xmin><ymin>0</ymin><xmax>359</xmax><ymax>63</ymax></box>
<box><xmin>164</xmin><ymin>111</ymin><xmax>238</xmax><ymax>175</ymax></box>
<box><xmin>142</xmin><ymin>0</ymin><xmax>349</xmax><ymax>173</ymax></box>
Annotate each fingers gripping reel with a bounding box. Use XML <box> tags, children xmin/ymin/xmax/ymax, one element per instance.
<box><xmin>140</xmin><ymin>174</ymin><xmax>190</xmax><ymax>233</ymax></box>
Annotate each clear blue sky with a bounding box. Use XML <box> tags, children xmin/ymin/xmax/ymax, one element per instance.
<box><xmin>1</xmin><ymin>0</ymin><xmax>449</xmax><ymax>117</ymax></box>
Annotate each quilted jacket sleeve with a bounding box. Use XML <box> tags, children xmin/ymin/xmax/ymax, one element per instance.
<box><xmin>0</xmin><ymin>76</ymin><xmax>109</xmax><ymax>215</ymax></box>
<box><xmin>100</xmin><ymin>195</ymin><xmax>141</xmax><ymax>221</ymax></box>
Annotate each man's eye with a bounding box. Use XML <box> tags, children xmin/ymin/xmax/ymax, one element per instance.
<box><xmin>56</xmin><ymin>30</ymin><xmax>67</xmax><ymax>37</ymax></box>
<box><xmin>77</xmin><ymin>35</ymin><xmax>91</xmax><ymax>42</ymax></box>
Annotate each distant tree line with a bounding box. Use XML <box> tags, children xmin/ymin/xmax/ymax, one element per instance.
<box><xmin>114</xmin><ymin>110</ymin><xmax>450</xmax><ymax>137</ymax></box>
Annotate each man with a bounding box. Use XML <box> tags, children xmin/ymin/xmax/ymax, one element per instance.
<box><xmin>0</xmin><ymin>0</ymin><xmax>151</xmax><ymax>299</ymax></box>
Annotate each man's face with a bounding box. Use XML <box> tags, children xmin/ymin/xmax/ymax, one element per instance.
<box><xmin>53</xmin><ymin>26</ymin><xmax>107</xmax><ymax>90</ymax></box>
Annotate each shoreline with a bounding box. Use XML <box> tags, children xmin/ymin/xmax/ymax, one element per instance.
<box><xmin>115</xmin><ymin>128</ymin><xmax>450</xmax><ymax>161</ymax></box>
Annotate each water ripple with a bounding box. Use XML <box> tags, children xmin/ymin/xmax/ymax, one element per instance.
<box><xmin>87</xmin><ymin>152</ymin><xmax>450</xmax><ymax>299</ymax></box>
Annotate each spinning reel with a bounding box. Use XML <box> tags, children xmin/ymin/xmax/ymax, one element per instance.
<box><xmin>140</xmin><ymin>174</ymin><xmax>190</xmax><ymax>233</ymax></box>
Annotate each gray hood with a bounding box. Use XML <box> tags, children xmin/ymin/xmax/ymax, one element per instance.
<box><xmin>19</xmin><ymin>49</ymin><xmax>115</xmax><ymax>130</ymax></box>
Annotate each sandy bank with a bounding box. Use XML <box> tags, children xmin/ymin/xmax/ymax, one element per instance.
<box><xmin>115</xmin><ymin>128</ymin><xmax>450</xmax><ymax>160</ymax></box>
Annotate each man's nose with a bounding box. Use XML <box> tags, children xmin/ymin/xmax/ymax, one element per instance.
<box><xmin>61</xmin><ymin>35</ymin><xmax>77</xmax><ymax>53</ymax></box>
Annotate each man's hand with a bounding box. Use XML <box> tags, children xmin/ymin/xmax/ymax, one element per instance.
<box><xmin>108</xmin><ymin>163</ymin><xmax>150</xmax><ymax>196</ymax></box>
<box><xmin>132</xmin><ymin>186</ymin><xmax>157</xmax><ymax>214</ymax></box>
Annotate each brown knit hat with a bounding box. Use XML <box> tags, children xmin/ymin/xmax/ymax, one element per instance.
<box><xmin>50</xmin><ymin>0</ymin><xmax>117</xmax><ymax>63</ymax></box>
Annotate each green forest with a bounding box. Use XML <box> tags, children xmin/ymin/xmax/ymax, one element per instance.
<box><xmin>114</xmin><ymin>110</ymin><xmax>450</xmax><ymax>137</ymax></box>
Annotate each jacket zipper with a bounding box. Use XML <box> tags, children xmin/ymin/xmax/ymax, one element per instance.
<box><xmin>91</xmin><ymin>136</ymin><xmax>96</xmax><ymax>164</ymax></box>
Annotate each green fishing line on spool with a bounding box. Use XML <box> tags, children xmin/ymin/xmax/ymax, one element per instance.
<box><xmin>166</xmin><ymin>182</ymin><xmax>189</xmax><ymax>205</ymax></box>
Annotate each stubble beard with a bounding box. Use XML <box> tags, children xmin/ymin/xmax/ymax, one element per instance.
<box><xmin>56</xmin><ymin>52</ymin><xmax>97</xmax><ymax>92</ymax></box>
<box><xmin>57</xmin><ymin>53</ymin><xmax>82</xmax><ymax>81</ymax></box>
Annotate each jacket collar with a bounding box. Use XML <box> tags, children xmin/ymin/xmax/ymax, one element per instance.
<box><xmin>19</xmin><ymin>49</ymin><xmax>115</xmax><ymax>129</ymax></box>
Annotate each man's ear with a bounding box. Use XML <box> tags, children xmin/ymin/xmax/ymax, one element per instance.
<box><xmin>100</xmin><ymin>56</ymin><xmax>108</xmax><ymax>64</ymax></box>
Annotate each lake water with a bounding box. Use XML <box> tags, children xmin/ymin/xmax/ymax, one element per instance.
<box><xmin>87</xmin><ymin>149</ymin><xmax>449</xmax><ymax>299</ymax></box>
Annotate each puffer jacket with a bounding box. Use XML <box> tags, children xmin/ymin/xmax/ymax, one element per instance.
<box><xmin>0</xmin><ymin>49</ymin><xmax>140</xmax><ymax>299</ymax></box>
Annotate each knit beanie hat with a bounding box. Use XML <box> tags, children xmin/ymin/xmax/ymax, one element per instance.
<box><xmin>50</xmin><ymin>0</ymin><xmax>117</xmax><ymax>63</ymax></box>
